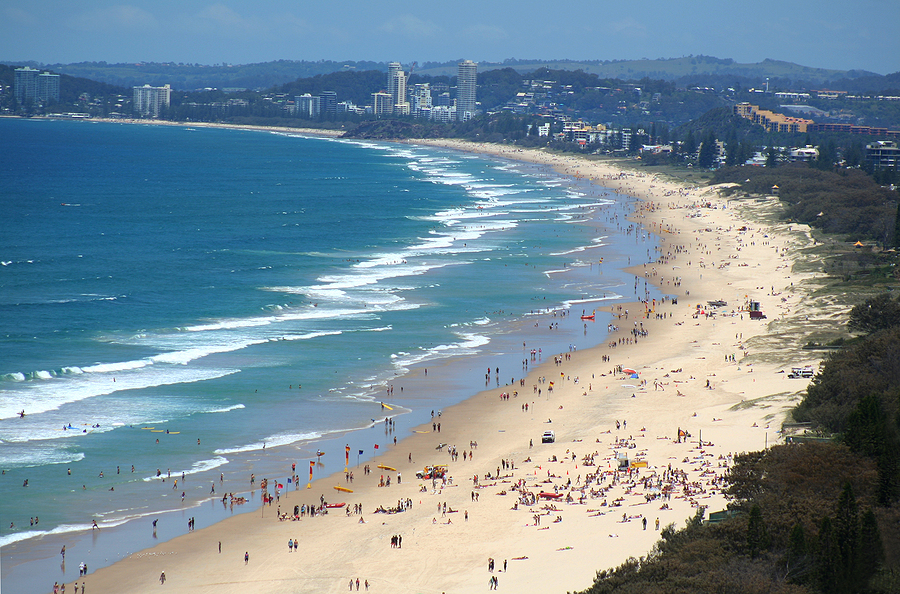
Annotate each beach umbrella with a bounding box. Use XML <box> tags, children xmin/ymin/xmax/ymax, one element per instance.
<box><xmin>622</xmin><ymin>368</ymin><xmax>637</xmax><ymax>375</ymax></box>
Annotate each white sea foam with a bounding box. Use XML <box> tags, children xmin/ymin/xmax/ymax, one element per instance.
<box><xmin>561</xmin><ymin>295</ymin><xmax>623</xmax><ymax>308</ymax></box>
<box><xmin>0</xmin><ymin>448</ymin><xmax>85</xmax><ymax>469</ymax></box>
<box><xmin>213</xmin><ymin>431</ymin><xmax>323</xmax><ymax>455</ymax></box>
<box><xmin>204</xmin><ymin>403</ymin><xmax>245</xmax><ymax>414</ymax></box>
<box><xmin>390</xmin><ymin>331</ymin><xmax>491</xmax><ymax>370</ymax></box>
<box><xmin>0</xmin><ymin>367</ymin><xmax>239</xmax><ymax>422</ymax></box>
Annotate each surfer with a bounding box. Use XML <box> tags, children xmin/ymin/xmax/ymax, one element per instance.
<box><xmin>18</xmin><ymin>410</ymin><xmax>25</xmax><ymax>418</ymax></box>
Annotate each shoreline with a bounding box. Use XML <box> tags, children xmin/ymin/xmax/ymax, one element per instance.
<box><xmin>42</xmin><ymin>138</ymin><xmax>826</xmax><ymax>593</ymax></box>
<box><xmin>2</xmin><ymin>125</ymin><xmax>648</xmax><ymax>592</ymax></box>
<box><xmin>17</xmin><ymin>113</ymin><xmax>347</xmax><ymax>138</ymax></box>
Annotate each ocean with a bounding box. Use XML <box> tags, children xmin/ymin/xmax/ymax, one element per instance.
<box><xmin>0</xmin><ymin>118</ymin><xmax>658</xmax><ymax>591</ymax></box>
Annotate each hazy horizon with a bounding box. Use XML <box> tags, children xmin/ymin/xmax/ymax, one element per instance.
<box><xmin>2</xmin><ymin>1</ymin><xmax>898</xmax><ymax>75</ymax></box>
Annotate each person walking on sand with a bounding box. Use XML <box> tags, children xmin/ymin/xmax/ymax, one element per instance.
<box><xmin>159</xmin><ymin>571</ymin><xmax>166</xmax><ymax>584</ymax></box>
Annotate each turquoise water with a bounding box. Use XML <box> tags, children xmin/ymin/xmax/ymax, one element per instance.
<box><xmin>0</xmin><ymin>118</ymin><xmax>657</xmax><ymax>591</ymax></box>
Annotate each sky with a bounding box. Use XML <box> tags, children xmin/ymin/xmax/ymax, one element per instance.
<box><xmin>2</xmin><ymin>1</ymin><xmax>898</xmax><ymax>75</ymax></box>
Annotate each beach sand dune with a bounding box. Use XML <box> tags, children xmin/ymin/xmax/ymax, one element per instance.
<box><xmin>67</xmin><ymin>139</ymin><xmax>825</xmax><ymax>594</ymax></box>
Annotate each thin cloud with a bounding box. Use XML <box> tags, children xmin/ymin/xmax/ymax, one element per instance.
<box><xmin>67</xmin><ymin>5</ymin><xmax>159</xmax><ymax>33</ymax></box>
<box><xmin>380</xmin><ymin>14</ymin><xmax>441</xmax><ymax>39</ymax></box>
<box><xmin>610</xmin><ymin>18</ymin><xmax>648</xmax><ymax>38</ymax></box>
<box><xmin>189</xmin><ymin>3</ymin><xmax>265</xmax><ymax>35</ymax></box>
<box><xmin>3</xmin><ymin>7</ymin><xmax>37</xmax><ymax>26</ymax></box>
<box><xmin>462</xmin><ymin>23</ymin><xmax>508</xmax><ymax>42</ymax></box>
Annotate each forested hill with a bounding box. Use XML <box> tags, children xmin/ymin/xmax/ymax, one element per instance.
<box><xmin>417</xmin><ymin>56</ymin><xmax>877</xmax><ymax>85</ymax></box>
<box><xmin>11</xmin><ymin>56</ymin><xmax>894</xmax><ymax>92</ymax></box>
<box><xmin>28</xmin><ymin>60</ymin><xmax>386</xmax><ymax>91</ymax></box>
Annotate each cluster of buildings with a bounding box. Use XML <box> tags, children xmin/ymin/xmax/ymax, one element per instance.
<box><xmin>734</xmin><ymin>102</ymin><xmax>813</xmax><ymax>134</ymax></box>
<box><xmin>14</xmin><ymin>67</ymin><xmax>60</xmax><ymax>104</ymax></box>
<box><xmin>561</xmin><ymin>121</ymin><xmax>633</xmax><ymax>149</ymax></box>
<box><xmin>291</xmin><ymin>60</ymin><xmax>478</xmax><ymax>122</ymax></box>
<box><xmin>734</xmin><ymin>102</ymin><xmax>900</xmax><ymax>139</ymax></box>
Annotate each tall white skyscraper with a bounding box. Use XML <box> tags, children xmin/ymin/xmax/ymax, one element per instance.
<box><xmin>133</xmin><ymin>84</ymin><xmax>172</xmax><ymax>118</ymax></box>
<box><xmin>456</xmin><ymin>60</ymin><xmax>477</xmax><ymax>122</ymax></box>
<box><xmin>295</xmin><ymin>94</ymin><xmax>320</xmax><ymax>118</ymax></box>
<box><xmin>387</xmin><ymin>62</ymin><xmax>409</xmax><ymax>115</ymax></box>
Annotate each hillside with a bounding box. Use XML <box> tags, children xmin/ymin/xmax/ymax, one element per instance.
<box><xmin>8</xmin><ymin>56</ymin><xmax>891</xmax><ymax>92</ymax></box>
<box><xmin>416</xmin><ymin>56</ymin><xmax>880</xmax><ymax>86</ymax></box>
<box><xmin>33</xmin><ymin>59</ymin><xmax>386</xmax><ymax>91</ymax></box>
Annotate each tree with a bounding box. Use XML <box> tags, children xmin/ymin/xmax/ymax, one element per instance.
<box><xmin>894</xmin><ymin>197</ymin><xmax>900</xmax><ymax>249</ymax></box>
<box><xmin>785</xmin><ymin>522</ymin><xmax>812</xmax><ymax>583</ymax></box>
<box><xmin>815</xmin><ymin>139</ymin><xmax>836</xmax><ymax>171</ymax></box>
<box><xmin>697</xmin><ymin>130</ymin><xmax>717</xmax><ymax>169</ymax></box>
<box><xmin>683</xmin><ymin>130</ymin><xmax>696</xmax><ymax>161</ymax></box>
<box><xmin>847</xmin><ymin>293</ymin><xmax>900</xmax><ymax>334</ymax></box>
<box><xmin>746</xmin><ymin>504</ymin><xmax>769</xmax><ymax>558</ymax></box>
<box><xmin>766</xmin><ymin>145</ymin><xmax>778</xmax><ymax>168</ymax></box>
<box><xmin>724</xmin><ymin>130</ymin><xmax>738</xmax><ymax>166</ymax></box>
<box><xmin>816</xmin><ymin>516</ymin><xmax>840</xmax><ymax>593</ymax></box>
<box><xmin>843</xmin><ymin>394</ymin><xmax>891</xmax><ymax>457</ymax></box>
<box><xmin>858</xmin><ymin>509</ymin><xmax>884</xmax><ymax>580</ymax></box>
<box><xmin>833</xmin><ymin>482</ymin><xmax>860</xmax><ymax>589</ymax></box>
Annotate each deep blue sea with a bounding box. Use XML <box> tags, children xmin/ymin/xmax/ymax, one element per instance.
<box><xmin>0</xmin><ymin>118</ymin><xmax>657</xmax><ymax>591</ymax></box>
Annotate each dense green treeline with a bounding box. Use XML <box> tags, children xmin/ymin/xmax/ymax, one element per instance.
<box><xmin>713</xmin><ymin>165</ymin><xmax>899</xmax><ymax>245</ymax></box>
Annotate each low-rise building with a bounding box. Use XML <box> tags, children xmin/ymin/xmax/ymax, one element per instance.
<box><xmin>371</xmin><ymin>92</ymin><xmax>392</xmax><ymax>118</ymax></box>
<box><xmin>789</xmin><ymin>146</ymin><xmax>819</xmax><ymax>162</ymax></box>
<box><xmin>734</xmin><ymin>102</ymin><xmax>812</xmax><ymax>133</ymax></box>
<box><xmin>866</xmin><ymin>141</ymin><xmax>900</xmax><ymax>170</ymax></box>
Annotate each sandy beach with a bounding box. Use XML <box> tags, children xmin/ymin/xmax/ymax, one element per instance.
<box><xmin>51</xmin><ymin>115</ymin><xmax>347</xmax><ymax>138</ymax></box>
<box><xmin>54</xmin><ymin>139</ymin><xmax>826</xmax><ymax>594</ymax></box>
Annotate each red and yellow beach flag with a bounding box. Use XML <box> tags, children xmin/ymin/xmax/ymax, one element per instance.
<box><xmin>345</xmin><ymin>444</ymin><xmax>350</xmax><ymax>472</ymax></box>
<box><xmin>308</xmin><ymin>460</ymin><xmax>314</xmax><ymax>489</ymax></box>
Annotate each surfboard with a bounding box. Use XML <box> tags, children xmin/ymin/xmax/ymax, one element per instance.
<box><xmin>377</xmin><ymin>464</ymin><xmax>396</xmax><ymax>472</ymax></box>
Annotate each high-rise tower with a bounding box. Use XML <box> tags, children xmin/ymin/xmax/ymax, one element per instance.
<box><xmin>456</xmin><ymin>60</ymin><xmax>477</xmax><ymax>122</ymax></box>
<box><xmin>387</xmin><ymin>62</ymin><xmax>409</xmax><ymax>115</ymax></box>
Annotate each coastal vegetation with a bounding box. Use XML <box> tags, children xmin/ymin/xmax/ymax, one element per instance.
<box><xmin>713</xmin><ymin>165</ymin><xmax>899</xmax><ymax>246</ymax></box>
